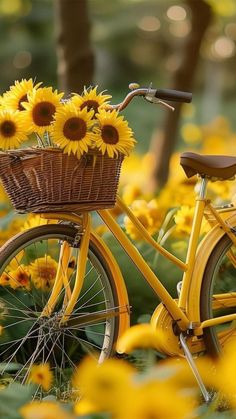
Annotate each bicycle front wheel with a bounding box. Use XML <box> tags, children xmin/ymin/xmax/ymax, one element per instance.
<box><xmin>0</xmin><ymin>224</ymin><xmax>120</xmax><ymax>397</ymax></box>
<box><xmin>200</xmin><ymin>232</ymin><xmax>236</xmax><ymax>357</ymax></box>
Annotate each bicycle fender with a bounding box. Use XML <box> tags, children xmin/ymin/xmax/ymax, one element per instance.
<box><xmin>90</xmin><ymin>230</ymin><xmax>130</xmax><ymax>338</ymax></box>
<box><xmin>187</xmin><ymin>212</ymin><xmax>236</xmax><ymax>323</ymax></box>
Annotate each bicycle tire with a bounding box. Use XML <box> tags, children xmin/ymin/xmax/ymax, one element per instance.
<box><xmin>0</xmin><ymin>224</ymin><xmax>120</xmax><ymax>397</ymax></box>
<box><xmin>200</xmin><ymin>232</ymin><xmax>236</xmax><ymax>357</ymax></box>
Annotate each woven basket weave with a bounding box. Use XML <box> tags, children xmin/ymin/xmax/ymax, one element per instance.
<box><xmin>0</xmin><ymin>148</ymin><xmax>124</xmax><ymax>213</ymax></box>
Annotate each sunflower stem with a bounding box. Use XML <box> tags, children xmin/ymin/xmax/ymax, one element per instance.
<box><xmin>36</xmin><ymin>133</ymin><xmax>45</xmax><ymax>148</ymax></box>
<box><xmin>45</xmin><ymin>131</ymin><xmax>53</xmax><ymax>147</ymax></box>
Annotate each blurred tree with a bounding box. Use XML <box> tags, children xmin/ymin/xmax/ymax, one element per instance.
<box><xmin>54</xmin><ymin>0</ymin><xmax>94</xmax><ymax>94</ymax></box>
<box><xmin>149</xmin><ymin>0</ymin><xmax>212</xmax><ymax>189</ymax></box>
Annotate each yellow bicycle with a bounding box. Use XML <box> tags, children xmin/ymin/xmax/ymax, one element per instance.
<box><xmin>0</xmin><ymin>85</ymin><xmax>236</xmax><ymax>400</ymax></box>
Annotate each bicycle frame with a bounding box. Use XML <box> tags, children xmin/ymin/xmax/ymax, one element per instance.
<box><xmin>41</xmin><ymin>177</ymin><xmax>236</xmax><ymax>351</ymax></box>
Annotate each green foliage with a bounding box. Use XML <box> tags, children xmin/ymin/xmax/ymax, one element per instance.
<box><xmin>0</xmin><ymin>383</ymin><xmax>35</xmax><ymax>418</ymax></box>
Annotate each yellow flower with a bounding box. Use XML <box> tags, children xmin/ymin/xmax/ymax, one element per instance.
<box><xmin>124</xmin><ymin>199</ymin><xmax>162</xmax><ymax>241</ymax></box>
<box><xmin>28</xmin><ymin>363</ymin><xmax>53</xmax><ymax>391</ymax></box>
<box><xmin>124</xmin><ymin>203</ymin><xmax>153</xmax><ymax>241</ymax></box>
<box><xmin>117</xmin><ymin>323</ymin><xmax>162</xmax><ymax>354</ymax></box>
<box><xmin>73</xmin><ymin>356</ymin><xmax>135</xmax><ymax>412</ymax></box>
<box><xmin>181</xmin><ymin>102</ymin><xmax>195</xmax><ymax>118</ymax></box>
<box><xmin>208</xmin><ymin>180</ymin><xmax>233</xmax><ymax>203</ymax></box>
<box><xmin>22</xmin><ymin>214</ymin><xmax>55</xmax><ymax>231</ymax></box>
<box><xmin>2</xmin><ymin>78</ymin><xmax>41</xmax><ymax>112</ymax></box>
<box><xmin>181</xmin><ymin>122</ymin><xmax>202</xmax><ymax>144</ymax></box>
<box><xmin>122</xmin><ymin>184</ymin><xmax>142</xmax><ymax>205</ymax></box>
<box><xmin>174</xmin><ymin>205</ymin><xmax>195</xmax><ymax>235</ymax></box>
<box><xmin>158</xmin><ymin>356</ymin><xmax>217</xmax><ymax>390</ymax></box>
<box><xmin>91</xmin><ymin>109</ymin><xmax>135</xmax><ymax>157</ymax></box>
<box><xmin>202</xmin><ymin>135</ymin><xmax>226</xmax><ymax>155</ymax></box>
<box><xmin>0</xmin><ymin>184</ymin><xmax>9</xmax><ymax>205</ymax></box>
<box><xmin>117</xmin><ymin>381</ymin><xmax>193</xmax><ymax>419</ymax></box>
<box><xmin>0</xmin><ymin>109</ymin><xmax>29</xmax><ymax>149</ymax></box>
<box><xmin>29</xmin><ymin>255</ymin><xmax>58</xmax><ymax>291</ymax></box>
<box><xmin>0</xmin><ymin>272</ymin><xmax>11</xmax><ymax>287</ymax></box>
<box><xmin>23</xmin><ymin>87</ymin><xmax>64</xmax><ymax>135</ymax></box>
<box><xmin>0</xmin><ymin>218</ymin><xmax>26</xmax><ymax>248</ymax></box>
<box><xmin>174</xmin><ymin>205</ymin><xmax>209</xmax><ymax>236</ymax></box>
<box><xmin>71</xmin><ymin>86</ymin><xmax>111</xmax><ymax>115</ymax></box>
<box><xmin>8</xmin><ymin>265</ymin><xmax>31</xmax><ymax>290</ymax></box>
<box><xmin>51</xmin><ymin>102</ymin><xmax>94</xmax><ymax>158</ymax></box>
<box><xmin>74</xmin><ymin>398</ymin><xmax>100</xmax><ymax>416</ymax></box>
<box><xmin>213</xmin><ymin>339</ymin><xmax>236</xmax><ymax>407</ymax></box>
<box><xmin>20</xmin><ymin>401</ymin><xmax>74</xmax><ymax>419</ymax></box>
<box><xmin>148</xmin><ymin>198</ymin><xmax>163</xmax><ymax>227</ymax></box>
<box><xmin>0</xmin><ymin>231</ymin><xmax>13</xmax><ymax>247</ymax></box>
<box><xmin>158</xmin><ymin>182</ymin><xmax>195</xmax><ymax>210</ymax></box>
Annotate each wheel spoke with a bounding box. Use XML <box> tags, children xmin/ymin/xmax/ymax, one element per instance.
<box><xmin>0</xmin><ymin>224</ymin><xmax>119</xmax><ymax>397</ymax></box>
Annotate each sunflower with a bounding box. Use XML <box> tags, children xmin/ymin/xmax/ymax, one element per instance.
<box><xmin>20</xmin><ymin>401</ymin><xmax>73</xmax><ymax>419</ymax></box>
<box><xmin>28</xmin><ymin>363</ymin><xmax>53</xmax><ymax>391</ymax></box>
<box><xmin>0</xmin><ymin>272</ymin><xmax>11</xmax><ymax>287</ymax></box>
<box><xmin>71</xmin><ymin>86</ymin><xmax>111</xmax><ymax>115</ymax></box>
<box><xmin>0</xmin><ymin>109</ymin><xmax>29</xmax><ymax>149</ymax></box>
<box><xmin>23</xmin><ymin>87</ymin><xmax>64</xmax><ymax>135</ymax></box>
<box><xmin>51</xmin><ymin>102</ymin><xmax>94</xmax><ymax>157</ymax></box>
<box><xmin>28</xmin><ymin>255</ymin><xmax>58</xmax><ymax>291</ymax></box>
<box><xmin>8</xmin><ymin>265</ymin><xmax>31</xmax><ymax>291</ymax></box>
<box><xmin>91</xmin><ymin>109</ymin><xmax>136</xmax><ymax>157</ymax></box>
<box><xmin>2</xmin><ymin>78</ymin><xmax>41</xmax><ymax>112</ymax></box>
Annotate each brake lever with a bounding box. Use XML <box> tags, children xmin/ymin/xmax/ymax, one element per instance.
<box><xmin>145</xmin><ymin>84</ymin><xmax>175</xmax><ymax>111</ymax></box>
<box><xmin>145</xmin><ymin>94</ymin><xmax>175</xmax><ymax>112</ymax></box>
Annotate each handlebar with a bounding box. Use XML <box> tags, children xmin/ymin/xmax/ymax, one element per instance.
<box><xmin>110</xmin><ymin>84</ymin><xmax>192</xmax><ymax>112</ymax></box>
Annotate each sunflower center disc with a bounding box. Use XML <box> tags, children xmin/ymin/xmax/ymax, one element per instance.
<box><xmin>102</xmin><ymin>124</ymin><xmax>119</xmax><ymax>144</ymax></box>
<box><xmin>80</xmin><ymin>100</ymin><xmax>99</xmax><ymax>113</ymax></box>
<box><xmin>0</xmin><ymin>121</ymin><xmax>16</xmax><ymax>137</ymax></box>
<box><xmin>63</xmin><ymin>117</ymin><xmax>87</xmax><ymax>141</ymax></box>
<box><xmin>32</xmin><ymin>101</ymin><xmax>56</xmax><ymax>126</ymax></box>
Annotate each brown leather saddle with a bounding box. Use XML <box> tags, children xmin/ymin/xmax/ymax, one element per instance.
<box><xmin>180</xmin><ymin>152</ymin><xmax>236</xmax><ymax>180</ymax></box>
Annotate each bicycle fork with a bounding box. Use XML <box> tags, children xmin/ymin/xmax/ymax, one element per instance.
<box><xmin>41</xmin><ymin>213</ymin><xmax>91</xmax><ymax>322</ymax></box>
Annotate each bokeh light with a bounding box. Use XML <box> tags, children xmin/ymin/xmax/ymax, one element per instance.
<box><xmin>166</xmin><ymin>5</ymin><xmax>187</xmax><ymax>21</ymax></box>
<box><xmin>212</xmin><ymin>36</ymin><xmax>235</xmax><ymax>59</ymax></box>
<box><xmin>137</xmin><ymin>16</ymin><xmax>161</xmax><ymax>32</ymax></box>
<box><xmin>225</xmin><ymin>23</ymin><xmax>236</xmax><ymax>40</ymax></box>
<box><xmin>169</xmin><ymin>20</ymin><xmax>191</xmax><ymax>38</ymax></box>
<box><xmin>165</xmin><ymin>54</ymin><xmax>181</xmax><ymax>72</ymax></box>
<box><xmin>13</xmin><ymin>50</ymin><xmax>32</xmax><ymax>69</ymax></box>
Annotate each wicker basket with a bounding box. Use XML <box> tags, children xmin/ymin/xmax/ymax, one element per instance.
<box><xmin>0</xmin><ymin>148</ymin><xmax>124</xmax><ymax>213</ymax></box>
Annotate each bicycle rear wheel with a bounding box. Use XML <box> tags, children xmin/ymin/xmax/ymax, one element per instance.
<box><xmin>0</xmin><ymin>224</ymin><xmax>120</xmax><ymax>398</ymax></box>
<box><xmin>200</xmin><ymin>232</ymin><xmax>236</xmax><ymax>357</ymax></box>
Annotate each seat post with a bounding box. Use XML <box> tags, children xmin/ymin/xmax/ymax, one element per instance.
<box><xmin>199</xmin><ymin>177</ymin><xmax>208</xmax><ymax>199</ymax></box>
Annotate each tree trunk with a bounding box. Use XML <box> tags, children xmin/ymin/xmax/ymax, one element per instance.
<box><xmin>54</xmin><ymin>0</ymin><xmax>94</xmax><ymax>94</ymax></box>
<box><xmin>149</xmin><ymin>0</ymin><xmax>212</xmax><ymax>189</ymax></box>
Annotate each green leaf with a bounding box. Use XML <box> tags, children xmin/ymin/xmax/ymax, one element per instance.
<box><xmin>0</xmin><ymin>363</ymin><xmax>23</xmax><ymax>373</ymax></box>
<box><xmin>157</xmin><ymin>207</ymin><xmax>178</xmax><ymax>243</ymax></box>
<box><xmin>0</xmin><ymin>383</ymin><xmax>35</xmax><ymax>418</ymax></box>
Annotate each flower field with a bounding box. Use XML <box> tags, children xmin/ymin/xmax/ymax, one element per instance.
<box><xmin>0</xmin><ymin>79</ymin><xmax>236</xmax><ymax>418</ymax></box>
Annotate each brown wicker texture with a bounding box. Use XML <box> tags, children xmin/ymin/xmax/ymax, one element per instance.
<box><xmin>0</xmin><ymin>148</ymin><xmax>124</xmax><ymax>213</ymax></box>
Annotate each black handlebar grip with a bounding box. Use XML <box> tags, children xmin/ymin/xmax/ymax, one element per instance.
<box><xmin>154</xmin><ymin>88</ymin><xmax>192</xmax><ymax>103</ymax></box>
